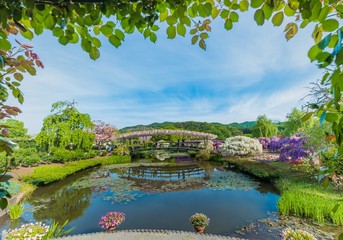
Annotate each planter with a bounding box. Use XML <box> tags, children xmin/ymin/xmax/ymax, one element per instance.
<box><xmin>107</xmin><ymin>226</ymin><xmax>116</xmax><ymax>231</ymax></box>
<box><xmin>194</xmin><ymin>226</ymin><xmax>205</xmax><ymax>233</ymax></box>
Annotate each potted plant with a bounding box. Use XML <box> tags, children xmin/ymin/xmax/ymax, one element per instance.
<box><xmin>98</xmin><ymin>211</ymin><xmax>126</xmax><ymax>230</ymax></box>
<box><xmin>189</xmin><ymin>213</ymin><xmax>210</xmax><ymax>233</ymax></box>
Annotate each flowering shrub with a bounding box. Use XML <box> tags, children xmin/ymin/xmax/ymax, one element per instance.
<box><xmin>281</xmin><ymin>227</ymin><xmax>317</xmax><ymax>240</ymax></box>
<box><xmin>279</xmin><ymin>136</ymin><xmax>310</xmax><ymax>162</ymax></box>
<box><xmin>189</xmin><ymin>213</ymin><xmax>210</xmax><ymax>227</ymax></box>
<box><xmin>6</xmin><ymin>222</ymin><xmax>49</xmax><ymax>240</ymax></box>
<box><xmin>268</xmin><ymin>136</ymin><xmax>283</xmax><ymax>152</ymax></box>
<box><xmin>258</xmin><ymin>137</ymin><xmax>271</xmax><ymax>150</ymax></box>
<box><xmin>218</xmin><ymin>136</ymin><xmax>262</xmax><ymax>157</ymax></box>
<box><xmin>99</xmin><ymin>212</ymin><xmax>126</xmax><ymax>230</ymax></box>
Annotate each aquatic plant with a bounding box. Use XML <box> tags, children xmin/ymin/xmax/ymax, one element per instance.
<box><xmin>278</xmin><ymin>183</ymin><xmax>343</xmax><ymax>225</ymax></box>
<box><xmin>281</xmin><ymin>227</ymin><xmax>317</xmax><ymax>240</ymax></box>
<box><xmin>189</xmin><ymin>213</ymin><xmax>210</xmax><ymax>227</ymax></box>
<box><xmin>8</xmin><ymin>203</ymin><xmax>24</xmax><ymax>220</ymax></box>
<box><xmin>98</xmin><ymin>211</ymin><xmax>126</xmax><ymax>230</ymax></box>
<box><xmin>6</xmin><ymin>222</ymin><xmax>49</xmax><ymax>240</ymax></box>
<box><xmin>44</xmin><ymin>220</ymin><xmax>74</xmax><ymax>239</ymax></box>
<box><xmin>219</xmin><ymin>136</ymin><xmax>262</xmax><ymax>157</ymax></box>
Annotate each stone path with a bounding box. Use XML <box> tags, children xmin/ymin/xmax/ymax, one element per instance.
<box><xmin>55</xmin><ymin>230</ymin><xmax>247</xmax><ymax>240</ymax></box>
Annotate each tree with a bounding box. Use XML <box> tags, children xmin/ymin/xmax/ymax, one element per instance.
<box><xmin>36</xmin><ymin>101</ymin><xmax>95</xmax><ymax>151</ymax></box>
<box><xmin>283</xmin><ymin>108</ymin><xmax>315</xmax><ymax>137</ymax></box>
<box><xmin>0</xmin><ymin>119</ymin><xmax>29</xmax><ymax>138</ymax></box>
<box><xmin>252</xmin><ymin>115</ymin><xmax>278</xmax><ymax>138</ymax></box>
<box><xmin>93</xmin><ymin>120</ymin><xmax>119</xmax><ymax>149</ymax></box>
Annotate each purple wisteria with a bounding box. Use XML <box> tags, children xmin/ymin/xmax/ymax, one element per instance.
<box><xmin>258</xmin><ymin>137</ymin><xmax>271</xmax><ymax>150</ymax></box>
<box><xmin>98</xmin><ymin>212</ymin><xmax>126</xmax><ymax>230</ymax></box>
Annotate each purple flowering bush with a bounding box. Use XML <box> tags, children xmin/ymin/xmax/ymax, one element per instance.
<box><xmin>268</xmin><ymin>136</ymin><xmax>283</xmax><ymax>152</ymax></box>
<box><xmin>99</xmin><ymin>212</ymin><xmax>125</xmax><ymax>230</ymax></box>
<box><xmin>258</xmin><ymin>137</ymin><xmax>271</xmax><ymax>150</ymax></box>
<box><xmin>279</xmin><ymin>136</ymin><xmax>311</xmax><ymax>162</ymax></box>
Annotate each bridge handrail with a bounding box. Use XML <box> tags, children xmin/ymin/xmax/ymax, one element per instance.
<box><xmin>115</xmin><ymin>129</ymin><xmax>217</xmax><ymax>140</ymax></box>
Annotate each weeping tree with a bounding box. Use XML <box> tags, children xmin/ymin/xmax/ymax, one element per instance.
<box><xmin>252</xmin><ymin>115</ymin><xmax>278</xmax><ymax>138</ymax></box>
<box><xmin>36</xmin><ymin>101</ymin><xmax>95</xmax><ymax>152</ymax></box>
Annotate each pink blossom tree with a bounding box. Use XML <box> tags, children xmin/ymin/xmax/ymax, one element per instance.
<box><xmin>93</xmin><ymin>120</ymin><xmax>119</xmax><ymax>150</ymax></box>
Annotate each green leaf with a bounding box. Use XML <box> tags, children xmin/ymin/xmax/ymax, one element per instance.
<box><xmin>254</xmin><ymin>9</ymin><xmax>265</xmax><ymax>26</ymax></box>
<box><xmin>199</xmin><ymin>39</ymin><xmax>206</xmax><ymax>50</ymax></box>
<box><xmin>166</xmin><ymin>16</ymin><xmax>177</xmax><ymax>25</ymax></box>
<box><xmin>320</xmin><ymin>111</ymin><xmax>327</xmax><ymax>125</ymax></box>
<box><xmin>58</xmin><ymin>35</ymin><xmax>69</xmax><ymax>45</ymax></box>
<box><xmin>0</xmin><ymin>39</ymin><xmax>11</xmax><ymax>50</ymax></box>
<box><xmin>89</xmin><ymin>47</ymin><xmax>100</xmax><ymax>60</ymax></box>
<box><xmin>14</xmin><ymin>73</ymin><xmax>23</xmax><ymax>81</ymax></box>
<box><xmin>318</xmin><ymin>33</ymin><xmax>332</xmax><ymax>49</ymax></box>
<box><xmin>167</xmin><ymin>26</ymin><xmax>176</xmax><ymax>39</ymax></box>
<box><xmin>300</xmin><ymin>19</ymin><xmax>309</xmax><ymax>29</ymax></box>
<box><xmin>160</xmin><ymin>10</ymin><xmax>168</xmax><ymax>22</ymax></box>
<box><xmin>326</xmin><ymin>113</ymin><xmax>340</xmax><ymax>123</ymax></box>
<box><xmin>52</xmin><ymin>27</ymin><xmax>64</xmax><ymax>37</ymax></box>
<box><xmin>302</xmin><ymin>112</ymin><xmax>313</xmax><ymax>122</ymax></box>
<box><xmin>190</xmin><ymin>28</ymin><xmax>197</xmax><ymax>35</ymax></box>
<box><xmin>93</xmin><ymin>26</ymin><xmax>101</xmax><ymax>35</ymax></box>
<box><xmin>336</xmin><ymin>5</ymin><xmax>343</xmax><ymax>14</ymax></box>
<box><xmin>115</xmin><ymin>29</ymin><xmax>125</xmax><ymax>41</ymax></box>
<box><xmin>109</xmin><ymin>35</ymin><xmax>121</xmax><ymax>48</ymax></box>
<box><xmin>150</xmin><ymin>32</ymin><xmax>157</xmax><ymax>43</ymax></box>
<box><xmin>272</xmin><ymin>12</ymin><xmax>284</xmax><ymax>27</ymax></box>
<box><xmin>203</xmin><ymin>3</ymin><xmax>212</xmax><ymax>16</ymax></box>
<box><xmin>191</xmin><ymin>35</ymin><xmax>199</xmax><ymax>45</ymax></box>
<box><xmin>220</xmin><ymin>10</ymin><xmax>230</xmax><ymax>18</ymax></box>
<box><xmin>251</xmin><ymin>0</ymin><xmax>263</xmax><ymax>8</ymax></box>
<box><xmin>200</xmin><ymin>32</ymin><xmax>209</xmax><ymax>39</ymax></box>
<box><xmin>100</xmin><ymin>25</ymin><xmax>113</xmax><ymax>37</ymax></box>
<box><xmin>262</xmin><ymin>3</ymin><xmax>273</xmax><ymax>20</ymax></box>
<box><xmin>44</xmin><ymin>15</ymin><xmax>56</xmax><ymax>29</ymax></box>
<box><xmin>0</xmin><ymin>198</ymin><xmax>8</xmax><ymax>210</ymax></box>
<box><xmin>212</xmin><ymin>7</ymin><xmax>220</xmax><ymax>19</ymax></box>
<box><xmin>177</xmin><ymin>23</ymin><xmax>186</xmax><ymax>37</ymax></box>
<box><xmin>284</xmin><ymin>4</ymin><xmax>295</xmax><ymax>17</ymax></box>
<box><xmin>224</xmin><ymin>19</ymin><xmax>233</xmax><ymax>30</ymax></box>
<box><xmin>182</xmin><ymin>16</ymin><xmax>191</xmax><ymax>27</ymax></box>
<box><xmin>151</xmin><ymin>25</ymin><xmax>159</xmax><ymax>31</ymax></box>
<box><xmin>239</xmin><ymin>0</ymin><xmax>249</xmax><ymax>12</ymax></box>
<box><xmin>20</xmin><ymin>29</ymin><xmax>34</xmax><ymax>40</ymax></box>
<box><xmin>92</xmin><ymin>37</ymin><xmax>101</xmax><ymax>48</ymax></box>
<box><xmin>230</xmin><ymin>12</ymin><xmax>239</xmax><ymax>22</ymax></box>
<box><xmin>322</xmin><ymin>19</ymin><xmax>339</xmax><ymax>32</ymax></box>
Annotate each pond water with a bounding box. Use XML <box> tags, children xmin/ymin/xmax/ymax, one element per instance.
<box><xmin>1</xmin><ymin>161</ymin><xmax>280</xmax><ymax>237</ymax></box>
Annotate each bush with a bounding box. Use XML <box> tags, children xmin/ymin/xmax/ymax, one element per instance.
<box><xmin>321</xmin><ymin>147</ymin><xmax>343</xmax><ymax>175</ymax></box>
<box><xmin>21</xmin><ymin>156</ymin><xmax>131</xmax><ymax>185</ymax></box>
<box><xmin>50</xmin><ymin>148</ymin><xmax>97</xmax><ymax>162</ymax></box>
<box><xmin>258</xmin><ymin>137</ymin><xmax>271</xmax><ymax>150</ymax></box>
<box><xmin>219</xmin><ymin>136</ymin><xmax>262</xmax><ymax>157</ymax></box>
<box><xmin>279</xmin><ymin>136</ymin><xmax>310</xmax><ymax>162</ymax></box>
<box><xmin>195</xmin><ymin>149</ymin><xmax>210</xmax><ymax>161</ymax></box>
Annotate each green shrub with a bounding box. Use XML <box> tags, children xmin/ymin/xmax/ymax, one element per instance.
<box><xmin>21</xmin><ymin>156</ymin><xmax>41</xmax><ymax>166</ymax></box>
<box><xmin>195</xmin><ymin>150</ymin><xmax>210</xmax><ymax>161</ymax></box>
<box><xmin>49</xmin><ymin>148</ymin><xmax>97</xmax><ymax>162</ymax></box>
<box><xmin>9</xmin><ymin>203</ymin><xmax>24</xmax><ymax>220</ymax></box>
<box><xmin>321</xmin><ymin>146</ymin><xmax>343</xmax><ymax>175</ymax></box>
<box><xmin>21</xmin><ymin>156</ymin><xmax>131</xmax><ymax>185</ymax></box>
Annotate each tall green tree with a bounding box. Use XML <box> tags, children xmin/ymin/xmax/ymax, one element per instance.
<box><xmin>0</xmin><ymin>119</ymin><xmax>29</xmax><ymax>138</ymax></box>
<box><xmin>283</xmin><ymin>108</ymin><xmax>315</xmax><ymax>137</ymax></box>
<box><xmin>252</xmin><ymin>115</ymin><xmax>278</xmax><ymax>138</ymax></box>
<box><xmin>36</xmin><ymin>101</ymin><xmax>95</xmax><ymax>151</ymax></box>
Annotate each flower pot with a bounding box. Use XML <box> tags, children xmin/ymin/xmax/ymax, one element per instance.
<box><xmin>194</xmin><ymin>226</ymin><xmax>205</xmax><ymax>233</ymax></box>
<box><xmin>107</xmin><ymin>226</ymin><xmax>116</xmax><ymax>231</ymax></box>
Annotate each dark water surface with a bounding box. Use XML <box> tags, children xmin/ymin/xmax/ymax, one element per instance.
<box><xmin>1</xmin><ymin>162</ymin><xmax>280</xmax><ymax>236</ymax></box>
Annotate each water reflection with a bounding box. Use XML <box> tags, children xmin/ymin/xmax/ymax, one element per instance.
<box><xmin>1</xmin><ymin>162</ymin><xmax>280</xmax><ymax>237</ymax></box>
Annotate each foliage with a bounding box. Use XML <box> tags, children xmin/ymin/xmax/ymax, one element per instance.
<box><xmin>93</xmin><ymin>120</ymin><xmax>119</xmax><ymax>148</ymax></box>
<box><xmin>49</xmin><ymin>147</ymin><xmax>97</xmax><ymax>163</ymax></box>
<box><xmin>195</xmin><ymin>149</ymin><xmax>210</xmax><ymax>161</ymax></box>
<box><xmin>281</xmin><ymin>227</ymin><xmax>317</xmax><ymax>240</ymax></box>
<box><xmin>189</xmin><ymin>213</ymin><xmax>210</xmax><ymax>227</ymax></box>
<box><xmin>283</xmin><ymin>108</ymin><xmax>315</xmax><ymax>137</ymax></box>
<box><xmin>0</xmin><ymin>119</ymin><xmax>29</xmax><ymax>138</ymax></box>
<box><xmin>258</xmin><ymin>137</ymin><xmax>271</xmax><ymax>150</ymax></box>
<box><xmin>13</xmin><ymin>147</ymin><xmax>41</xmax><ymax>166</ymax></box>
<box><xmin>321</xmin><ymin>146</ymin><xmax>343</xmax><ymax>175</ymax></box>
<box><xmin>279</xmin><ymin>136</ymin><xmax>311</xmax><ymax>162</ymax></box>
<box><xmin>219</xmin><ymin>136</ymin><xmax>263</xmax><ymax>157</ymax></box>
<box><xmin>5</xmin><ymin>222</ymin><xmax>49</xmax><ymax>240</ymax></box>
<box><xmin>21</xmin><ymin>156</ymin><xmax>131</xmax><ymax>185</ymax></box>
<box><xmin>112</xmin><ymin>145</ymin><xmax>131</xmax><ymax>156</ymax></box>
<box><xmin>98</xmin><ymin>212</ymin><xmax>126</xmax><ymax>230</ymax></box>
<box><xmin>278</xmin><ymin>182</ymin><xmax>343</xmax><ymax>225</ymax></box>
<box><xmin>252</xmin><ymin>115</ymin><xmax>278</xmax><ymax>138</ymax></box>
<box><xmin>10</xmin><ymin>137</ymin><xmax>36</xmax><ymax>149</ymax></box>
<box><xmin>36</xmin><ymin>101</ymin><xmax>95</xmax><ymax>152</ymax></box>
<box><xmin>8</xmin><ymin>203</ymin><xmax>24</xmax><ymax>220</ymax></box>
<box><xmin>120</xmin><ymin>121</ymin><xmax>242</xmax><ymax>140</ymax></box>
<box><xmin>1</xmin><ymin>180</ymin><xmax>22</xmax><ymax>195</ymax></box>
<box><xmin>44</xmin><ymin>220</ymin><xmax>74</xmax><ymax>239</ymax></box>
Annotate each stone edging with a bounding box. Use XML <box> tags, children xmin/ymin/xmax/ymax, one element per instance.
<box><xmin>54</xmin><ymin>229</ymin><xmax>248</xmax><ymax>240</ymax></box>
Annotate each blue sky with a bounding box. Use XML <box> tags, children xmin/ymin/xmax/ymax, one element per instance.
<box><xmin>9</xmin><ymin>12</ymin><xmax>322</xmax><ymax>134</ymax></box>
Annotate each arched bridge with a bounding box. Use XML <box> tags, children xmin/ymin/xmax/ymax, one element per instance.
<box><xmin>115</xmin><ymin>129</ymin><xmax>217</xmax><ymax>141</ymax></box>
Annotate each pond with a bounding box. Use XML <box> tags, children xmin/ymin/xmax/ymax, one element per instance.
<box><xmin>0</xmin><ymin>161</ymin><xmax>280</xmax><ymax>237</ymax></box>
